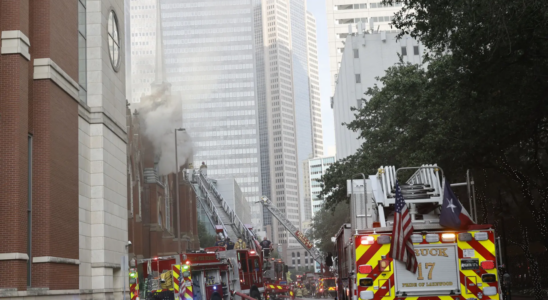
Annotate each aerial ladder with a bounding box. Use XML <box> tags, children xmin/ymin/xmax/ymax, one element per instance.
<box><xmin>258</xmin><ymin>196</ymin><xmax>324</xmax><ymax>269</ymax></box>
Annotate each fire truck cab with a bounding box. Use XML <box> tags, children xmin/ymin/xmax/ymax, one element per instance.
<box><xmin>336</xmin><ymin>165</ymin><xmax>501</xmax><ymax>300</ymax></box>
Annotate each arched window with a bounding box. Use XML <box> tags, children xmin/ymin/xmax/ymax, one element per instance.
<box><xmin>292</xmin><ymin>252</ymin><xmax>295</xmax><ymax>257</ymax></box>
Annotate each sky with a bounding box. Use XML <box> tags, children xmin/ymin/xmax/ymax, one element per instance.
<box><xmin>306</xmin><ymin>0</ymin><xmax>337</xmax><ymax>157</ymax></box>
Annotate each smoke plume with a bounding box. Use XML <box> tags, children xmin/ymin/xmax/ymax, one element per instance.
<box><xmin>133</xmin><ymin>88</ymin><xmax>193</xmax><ymax>176</ymax></box>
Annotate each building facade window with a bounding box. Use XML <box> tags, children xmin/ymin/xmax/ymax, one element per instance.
<box><xmin>108</xmin><ymin>10</ymin><xmax>121</xmax><ymax>71</ymax></box>
<box><xmin>355</xmin><ymin>74</ymin><xmax>361</xmax><ymax>83</ymax></box>
<box><xmin>357</xmin><ymin>99</ymin><xmax>363</xmax><ymax>109</ymax></box>
<box><xmin>401</xmin><ymin>46</ymin><xmax>407</xmax><ymax>56</ymax></box>
<box><xmin>78</xmin><ymin>0</ymin><xmax>87</xmax><ymax>103</ymax></box>
<box><xmin>353</xmin><ymin>49</ymin><xmax>359</xmax><ymax>58</ymax></box>
<box><xmin>413</xmin><ymin>45</ymin><xmax>419</xmax><ymax>55</ymax></box>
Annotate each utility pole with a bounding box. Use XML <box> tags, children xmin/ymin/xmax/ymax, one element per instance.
<box><xmin>174</xmin><ymin>128</ymin><xmax>185</xmax><ymax>254</ymax></box>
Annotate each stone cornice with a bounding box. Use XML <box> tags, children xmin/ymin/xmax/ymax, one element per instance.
<box><xmin>1</xmin><ymin>30</ymin><xmax>30</xmax><ymax>60</ymax></box>
<box><xmin>32</xmin><ymin>256</ymin><xmax>80</xmax><ymax>265</ymax></box>
<box><xmin>0</xmin><ymin>253</ymin><xmax>29</xmax><ymax>261</ymax></box>
<box><xmin>91</xmin><ymin>262</ymin><xmax>121</xmax><ymax>269</ymax></box>
<box><xmin>33</xmin><ymin>58</ymin><xmax>79</xmax><ymax>100</ymax></box>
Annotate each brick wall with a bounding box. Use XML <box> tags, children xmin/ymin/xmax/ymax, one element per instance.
<box><xmin>127</xmin><ymin>113</ymin><xmax>201</xmax><ymax>261</ymax></box>
<box><xmin>0</xmin><ymin>0</ymin><xmax>79</xmax><ymax>291</ymax></box>
<box><xmin>0</xmin><ymin>0</ymin><xmax>31</xmax><ymax>290</ymax></box>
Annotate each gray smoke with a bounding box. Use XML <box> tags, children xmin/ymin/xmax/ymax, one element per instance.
<box><xmin>133</xmin><ymin>91</ymin><xmax>193</xmax><ymax>176</ymax></box>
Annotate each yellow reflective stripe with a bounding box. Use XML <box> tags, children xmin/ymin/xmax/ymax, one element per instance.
<box><xmin>456</xmin><ymin>230</ymin><xmax>498</xmax><ymax>297</ymax></box>
<box><xmin>277</xmin><ymin>286</ymin><xmax>283</xmax><ymax>289</ymax></box>
<box><xmin>355</xmin><ymin>234</ymin><xmax>394</xmax><ymax>295</ymax></box>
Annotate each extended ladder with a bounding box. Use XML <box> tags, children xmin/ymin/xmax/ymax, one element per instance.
<box><xmin>259</xmin><ymin>196</ymin><xmax>323</xmax><ymax>265</ymax></box>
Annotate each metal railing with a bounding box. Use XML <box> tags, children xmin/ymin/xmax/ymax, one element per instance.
<box><xmin>371</xmin><ymin>164</ymin><xmax>445</xmax><ymax>206</ymax></box>
<box><xmin>196</xmin><ymin>173</ymin><xmax>258</xmax><ymax>251</ymax></box>
<box><xmin>183</xmin><ymin>169</ymin><xmax>230</xmax><ymax>240</ymax></box>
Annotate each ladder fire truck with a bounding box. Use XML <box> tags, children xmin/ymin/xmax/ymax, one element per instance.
<box><xmin>336</xmin><ymin>165</ymin><xmax>501</xmax><ymax>300</ymax></box>
<box><xmin>259</xmin><ymin>197</ymin><xmax>330</xmax><ymax>300</ymax></box>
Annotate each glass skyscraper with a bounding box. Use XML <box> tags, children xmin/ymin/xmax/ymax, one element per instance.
<box><xmin>160</xmin><ymin>0</ymin><xmax>264</xmax><ymax>227</ymax></box>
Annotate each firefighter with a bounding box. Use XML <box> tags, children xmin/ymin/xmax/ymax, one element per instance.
<box><xmin>226</xmin><ymin>237</ymin><xmax>235</xmax><ymax>250</ymax></box>
<box><xmin>250</xmin><ymin>285</ymin><xmax>262</xmax><ymax>300</ymax></box>
<box><xmin>295</xmin><ymin>286</ymin><xmax>303</xmax><ymax>298</ymax></box>
<box><xmin>215</xmin><ymin>236</ymin><xmax>226</xmax><ymax>247</ymax></box>
<box><xmin>325</xmin><ymin>252</ymin><xmax>333</xmax><ymax>273</ymax></box>
<box><xmin>235</xmin><ymin>238</ymin><xmax>247</xmax><ymax>249</ymax></box>
<box><xmin>260</xmin><ymin>236</ymin><xmax>273</xmax><ymax>258</ymax></box>
<box><xmin>200</xmin><ymin>162</ymin><xmax>208</xmax><ymax>176</ymax></box>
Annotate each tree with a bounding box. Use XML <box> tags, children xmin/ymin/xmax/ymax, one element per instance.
<box><xmin>310</xmin><ymin>202</ymin><xmax>350</xmax><ymax>253</ymax></box>
<box><xmin>197</xmin><ymin>221</ymin><xmax>216</xmax><ymax>248</ymax></box>
<box><xmin>319</xmin><ymin>0</ymin><xmax>548</xmax><ymax>297</ymax></box>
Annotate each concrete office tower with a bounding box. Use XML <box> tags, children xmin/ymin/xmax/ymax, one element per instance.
<box><xmin>252</xmin><ymin>0</ymin><xmax>273</xmax><ymax>228</ymax></box>
<box><xmin>332</xmin><ymin>33</ymin><xmax>424</xmax><ymax>159</ymax></box>
<box><xmin>306</xmin><ymin>12</ymin><xmax>324</xmax><ymax>159</ymax></box>
<box><xmin>0</xmin><ymin>0</ymin><xmax>128</xmax><ymax>298</ymax></box>
<box><xmin>289</xmin><ymin>0</ymin><xmax>325</xmax><ymax>225</ymax></box>
<box><xmin>128</xmin><ymin>0</ymin><xmax>157</xmax><ymax>103</ymax></box>
<box><xmin>259</xmin><ymin>0</ymin><xmax>323</xmax><ymax>246</ymax></box>
<box><xmin>303</xmin><ymin>156</ymin><xmax>336</xmax><ymax>221</ymax></box>
<box><xmin>261</xmin><ymin>0</ymin><xmax>301</xmax><ymax>246</ymax></box>
<box><xmin>326</xmin><ymin>0</ymin><xmax>403</xmax><ymax>92</ymax></box>
<box><xmin>159</xmin><ymin>0</ymin><xmax>264</xmax><ymax>229</ymax></box>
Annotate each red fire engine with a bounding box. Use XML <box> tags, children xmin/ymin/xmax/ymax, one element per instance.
<box><xmin>128</xmin><ymin>245</ymin><xmax>266</xmax><ymax>300</ymax></box>
<box><xmin>335</xmin><ymin>165</ymin><xmax>501</xmax><ymax>300</ymax></box>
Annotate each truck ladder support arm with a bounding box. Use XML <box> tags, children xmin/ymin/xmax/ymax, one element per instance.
<box><xmin>258</xmin><ymin>196</ymin><xmax>323</xmax><ymax>265</ymax></box>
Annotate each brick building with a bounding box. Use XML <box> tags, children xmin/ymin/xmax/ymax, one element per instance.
<box><xmin>0</xmin><ymin>0</ymin><xmax>128</xmax><ymax>299</ymax></box>
<box><xmin>125</xmin><ymin>0</ymin><xmax>199</xmax><ymax>266</ymax></box>
<box><xmin>126</xmin><ymin>108</ymin><xmax>200</xmax><ymax>261</ymax></box>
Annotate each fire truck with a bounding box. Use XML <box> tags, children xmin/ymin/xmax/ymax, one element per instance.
<box><xmin>263</xmin><ymin>258</ymin><xmax>295</xmax><ymax>300</ymax></box>
<box><xmin>317</xmin><ymin>277</ymin><xmax>337</xmax><ymax>299</ymax></box>
<box><xmin>259</xmin><ymin>197</ymin><xmax>329</xmax><ymax>300</ymax></box>
<box><xmin>336</xmin><ymin>165</ymin><xmax>501</xmax><ymax>300</ymax></box>
<box><xmin>128</xmin><ymin>246</ymin><xmax>265</xmax><ymax>300</ymax></box>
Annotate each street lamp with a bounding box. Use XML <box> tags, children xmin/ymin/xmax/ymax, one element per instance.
<box><xmin>174</xmin><ymin>128</ymin><xmax>186</xmax><ymax>254</ymax></box>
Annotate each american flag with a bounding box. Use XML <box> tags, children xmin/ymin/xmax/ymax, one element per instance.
<box><xmin>390</xmin><ymin>181</ymin><xmax>418</xmax><ymax>273</ymax></box>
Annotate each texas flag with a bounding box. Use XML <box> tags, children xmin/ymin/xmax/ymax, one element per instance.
<box><xmin>439</xmin><ymin>179</ymin><xmax>475</xmax><ymax>229</ymax></box>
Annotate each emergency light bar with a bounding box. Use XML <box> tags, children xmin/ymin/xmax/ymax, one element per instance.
<box><xmin>411</xmin><ymin>234</ymin><xmax>423</xmax><ymax>243</ymax></box>
<box><xmin>426</xmin><ymin>234</ymin><xmax>439</xmax><ymax>243</ymax></box>
<box><xmin>441</xmin><ymin>233</ymin><xmax>456</xmax><ymax>242</ymax></box>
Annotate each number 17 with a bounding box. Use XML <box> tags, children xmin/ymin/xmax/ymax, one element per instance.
<box><xmin>417</xmin><ymin>263</ymin><xmax>436</xmax><ymax>280</ymax></box>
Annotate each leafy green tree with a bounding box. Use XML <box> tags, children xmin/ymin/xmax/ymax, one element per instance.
<box><xmin>309</xmin><ymin>202</ymin><xmax>350</xmax><ymax>253</ymax></box>
<box><xmin>320</xmin><ymin>0</ymin><xmax>548</xmax><ymax>297</ymax></box>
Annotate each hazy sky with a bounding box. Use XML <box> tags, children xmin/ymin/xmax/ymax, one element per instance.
<box><xmin>306</xmin><ymin>0</ymin><xmax>336</xmax><ymax>157</ymax></box>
